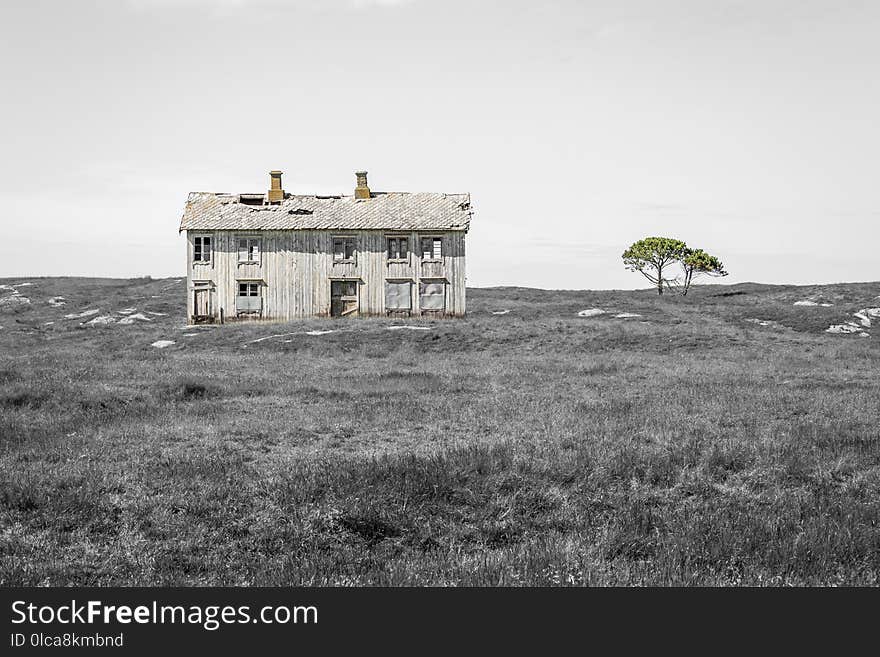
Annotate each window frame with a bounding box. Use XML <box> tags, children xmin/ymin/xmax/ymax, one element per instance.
<box><xmin>235</xmin><ymin>280</ymin><xmax>263</xmax><ymax>315</ymax></box>
<box><xmin>384</xmin><ymin>278</ymin><xmax>413</xmax><ymax>313</ymax></box>
<box><xmin>419</xmin><ymin>279</ymin><xmax>446</xmax><ymax>313</ymax></box>
<box><xmin>237</xmin><ymin>282</ymin><xmax>260</xmax><ymax>297</ymax></box>
<box><xmin>237</xmin><ymin>236</ymin><xmax>262</xmax><ymax>265</ymax></box>
<box><xmin>192</xmin><ymin>234</ymin><xmax>213</xmax><ymax>265</ymax></box>
<box><xmin>420</xmin><ymin>236</ymin><xmax>443</xmax><ymax>262</ymax></box>
<box><xmin>386</xmin><ymin>235</ymin><xmax>410</xmax><ymax>262</ymax></box>
<box><xmin>332</xmin><ymin>236</ymin><xmax>357</xmax><ymax>263</ymax></box>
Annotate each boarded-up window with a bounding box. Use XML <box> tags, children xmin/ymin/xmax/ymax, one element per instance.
<box><xmin>193</xmin><ymin>236</ymin><xmax>212</xmax><ymax>263</ymax></box>
<box><xmin>333</xmin><ymin>237</ymin><xmax>356</xmax><ymax>262</ymax></box>
<box><xmin>421</xmin><ymin>237</ymin><xmax>442</xmax><ymax>260</ymax></box>
<box><xmin>238</xmin><ymin>238</ymin><xmax>261</xmax><ymax>263</ymax></box>
<box><xmin>385</xmin><ymin>281</ymin><xmax>412</xmax><ymax>311</ymax></box>
<box><xmin>236</xmin><ymin>282</ymin><xmax>261</xmax><ymax>313</ymax></box>
<box><xmin>419</xmin><ymin>281</ymin><xmax>445</xmax><ymax>311</ymax></box>
<box><xmin>387</xmin><ymin>237</ymin><xmax>408</xmax><ymax>261</ymax></box>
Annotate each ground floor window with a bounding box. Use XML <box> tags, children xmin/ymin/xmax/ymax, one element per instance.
<box><xmin>236</xmin><ymin>282</ymin><xmax>262</xmax><ymax>313</ymax></box>
<box><xmin>419</xmin><ymin>281</ymin><xmax>446</xmax><ymax>312</ymax></box>
<box><xmin>385</xmin><ymin>280</ymin><xmax>412</xmax><ymax>312</ymax></box>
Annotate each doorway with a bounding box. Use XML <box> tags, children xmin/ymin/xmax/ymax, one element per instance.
<box><xmin>330</xmin><ymin>280</ymin><xmax>359</xmax><ymax>317</ymax></box>
<box><xmin>192</xmin><ymin>286</ymin><xmax>214</xmax><ymax>323</ymax></box>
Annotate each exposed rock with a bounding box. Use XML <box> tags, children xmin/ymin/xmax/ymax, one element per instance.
<box><xmin>118</xmin><ymin>313</ymin><xmax>152</xmax><ymax>325</ymax></box>
<box><xmin>65</xmin><ymin>309</ymin><xmax>100</xmax><ymax>319</ymax></box>
<box><xmin>86</xmin><ymin>315</ymin><xmax>116</xmax><ymax>325</ymax></box>
<box><xmin>0</xmin><ymin>295</ymin><xmax>30</xmax><ymax>307</ymax></box>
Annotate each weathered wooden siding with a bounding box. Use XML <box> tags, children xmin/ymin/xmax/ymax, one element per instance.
<box><xmin>185</xmin><ymin>229</ymin><xmax>467</xmax><ymax>322</ymax></box>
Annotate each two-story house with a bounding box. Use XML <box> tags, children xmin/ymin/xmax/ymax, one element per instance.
<box><xmin>178</xmin><ymin>171</ymin><xmax>472</xmax><ymax>323</ymax></box>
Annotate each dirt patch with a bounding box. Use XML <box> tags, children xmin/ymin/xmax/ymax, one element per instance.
<box><xmin>159</xmin><ymin>379</ymin><xmax>220</xmax><ymax>402</ymax></box>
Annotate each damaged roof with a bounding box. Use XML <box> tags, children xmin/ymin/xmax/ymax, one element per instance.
<box><xmin>179</xmin><ymin>191</ymin><xmax>472</xmax><ymax>232</ymax></box>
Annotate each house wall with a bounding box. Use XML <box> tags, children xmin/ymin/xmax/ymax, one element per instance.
<box><xmin>185</xmin><ymin>229</ymin><xmax>467</xmax><ymax>322</ymax></box>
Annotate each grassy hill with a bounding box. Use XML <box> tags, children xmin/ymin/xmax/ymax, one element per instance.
<box><xmin>1</xmin><ymin>276</ymin><xmax>879</xmax><ymax>585</ymax></box>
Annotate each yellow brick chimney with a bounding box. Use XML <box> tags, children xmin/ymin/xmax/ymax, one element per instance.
<box><xmin>267</xmin><ymin>170</ymin><xmax>284</xmax><ymax>203</ymax></box>
<box><xmin>354</xmin><ymin>171</ymin><xmax>371</xmax><ymax>199</ymax></box>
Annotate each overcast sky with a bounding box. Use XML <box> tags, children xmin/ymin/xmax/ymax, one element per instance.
<box><xmin>1</xmin><ymin>0</ymin><xmax>877</xmax><ymax>289</ymax></box>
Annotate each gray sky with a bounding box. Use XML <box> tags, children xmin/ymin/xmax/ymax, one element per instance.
<box><xmin>1</xmin><ymin>0</ymin><xmax>877</xmax><ymax>288</ymax></box>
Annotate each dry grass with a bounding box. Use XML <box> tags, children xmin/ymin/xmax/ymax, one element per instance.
<box><xmin>1</xmin><ymin>276</ymin><xmax>879</xmax><ymax>585</ymax></box>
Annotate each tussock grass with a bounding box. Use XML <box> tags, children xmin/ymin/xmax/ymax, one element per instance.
<box><xmin>0</xmin><ymin>277</ymin><xmax>878</xmax><ymax>585</ymax></box>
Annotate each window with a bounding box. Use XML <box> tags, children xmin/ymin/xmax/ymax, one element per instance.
<box><xmin>193</xmin><ymin>236</ymin><xmax>212</xmax><ymax>263</ymax></box>
<box><xmin>385</xmin><ymin>281</ymin><xmax>412</xmax><ymax>311</ymax></box>
<box><xmin>387</xmin><ymin>237</ymin><xmax>409</xmax><ymax>261</ymax></box>
<box><xmin>238</xmin><ymin>237</ymin><xmax>261</xmax><ymax>263</ymax></box>
<box><xmin>421</xmin><ymin>237</ymin><xmax>442</xmax><ymax>260</ymax></box>
<box><xmin>236</xmin><ymin>282</ymin><xmax>262</xmax><ymax>313</ymax></box>
<box><xmin>238</xmin><ymin>282</ymin><xmax>259</xmax><ymax>297</ymax></box>
<box><xmin>419</xmin><ymin>281</ymin><xmax>445</xmax><ymax>311</ymax></box>
<box><xmin>333</xmin><ymin>237</ymin><xmax>356</xmax><ymax>262</ymax></box>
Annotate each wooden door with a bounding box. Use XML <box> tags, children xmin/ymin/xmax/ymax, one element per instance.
<box><xmin>330</xmin><ymin>280</ymin><xmax>358</xmax><ymax>317</ymax></box>
<box><xmin>193</xmin><ymin>288</ymin><xmax>213</xmax><ymax>320</ymax></box>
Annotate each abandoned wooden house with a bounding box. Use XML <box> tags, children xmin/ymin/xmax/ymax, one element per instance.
<box><xmin>178</xmin><ymin>171</ymin><xmax>472</xmax><ymax>322</ymax></box>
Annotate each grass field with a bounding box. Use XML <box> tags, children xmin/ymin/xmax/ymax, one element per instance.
<box><xmin>1</xmin><ymin>276</ymin><xmax>879</xmax><ymax>585</ymax></box>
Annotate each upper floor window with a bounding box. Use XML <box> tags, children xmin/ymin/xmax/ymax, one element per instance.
<box><xmin>333</xmin><ymin>236</ymin><xmax>356</xmax><ymax>262</ymax></box>
<box><xmin>193</xmin><ymin>236</ymin><xmax>212</xmax><ymax>263</ymax></box>
<box><xmin>238</xmin><ymin>237</ymin><xmax>261</xmax><ymax>263</ymax></box>
<box><xmin>387</xmin><ymin>236</ymin><xmax>408</xmax><ymax>261</ymax></box>
<box><xmin>421</xmin><ymin>237</ymin><xmax>442</xmax><ymax>261</ymax></box>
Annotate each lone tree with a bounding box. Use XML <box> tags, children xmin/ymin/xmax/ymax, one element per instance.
<box><xmin>622</xmin><ymin>237</ymin><xmax>688</xmax><ymax>295</ymax></box>
<box><xmin>679</xmin><ymin>248</ymin><xmax>727</xmax><ymax>295</ymax></box>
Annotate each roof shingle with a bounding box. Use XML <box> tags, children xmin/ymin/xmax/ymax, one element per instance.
<box><xmin>179</xmin><ymin>191</ymin><xmax>472</xmax><ymax>232</ymax></box>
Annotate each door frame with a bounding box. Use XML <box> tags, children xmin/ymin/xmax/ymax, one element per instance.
<box><xmin>191</xmin><ymin>281</ymin><xmax>215</xmax><ymax>323</ymax></box>
<box><xmin>330</xmin><ymin>278</ymin><xmax>360</xmax><ymax>317</ymax></box>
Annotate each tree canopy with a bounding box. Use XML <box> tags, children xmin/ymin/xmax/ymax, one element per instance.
<box><xmin>680</xmin><ymin>248</ymin><xmax>728</xmax><ymax>295</ymax></box>
<box><xmin>621</xmin><ymin>237</ymin><xmax>688</xmax><ymax>295</ymax></box>
<box><xmin>622</xmin><ymin>237</ymin><xmax>728</xmax><ymax>295</ymax></box>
